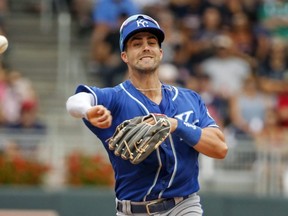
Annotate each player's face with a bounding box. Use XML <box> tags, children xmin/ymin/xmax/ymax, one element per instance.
<box><xmin>121</xmin><ymin>32</ymin><xmax>163</xmax><ymax>74</ymax></box>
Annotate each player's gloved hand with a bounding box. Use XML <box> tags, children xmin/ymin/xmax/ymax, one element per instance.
<box><xmin>86</xmin><ymin>105</ymin><xmax>112</xmax><ymax>129</ymax></box>
<box><xmin>107</xmin><ymin>113</ymin><xmax>171</xmax><ymax>164</ymax></box>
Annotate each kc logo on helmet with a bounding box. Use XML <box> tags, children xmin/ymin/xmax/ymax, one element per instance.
<box><xmin>136</xmin><ymin>19</ymin><xmax>149</xmax><ymax>28</ymax></box>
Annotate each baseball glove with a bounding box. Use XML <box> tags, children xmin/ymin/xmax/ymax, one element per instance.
<box><xmin>107</xmin><ymin>113</ymin><xmax>171</xmax><ymax>164</ymax></box>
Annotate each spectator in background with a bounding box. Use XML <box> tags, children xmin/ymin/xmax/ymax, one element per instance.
<box><xmin>89</xmin><ymin>0</ymin><xmax>140</xmax><ymax>87</ymax></box>
<box><xmin>8</xmin><ymin>70</ymin><xmax>37</xmax><ymax>104</ymax></box>
<box><xmin>91</xmin><ymin>0</ymin><xmax>139</xmax><ymax>33</ymax></box>
<box><xmin>196</xmin><ymin>73</ymin><xmax>227</xmax><ymax>129</ymax></box>
<box><xmin>6</xmin><ymin>100</ymin><xmax>46</xmax><ymax>132</ymax></box>
<box><xmin>191</xmin><ymin>6</ymin><xmax>225</xmax><ymax>64</ymax></box>
<box><xmin>171</xmin><ymin>18</ymin><xmax>198</xmax><ymax>75</ymax></box>
<box><xmin>255</xmin><ymin>107</ymin><xmax>288</xmax><ymax>194</ymax></box>
<box><xmin>229</xmin><ymin>12</ymin><xmax>255</xmax><ymax>55</ymax></box>
<box><xmin>158</xmin><ymin>63</ymin><xmax>181</xmax><ymax>86</ymax></box>
<box><xmin>168</xmin><ymin>0</ymin><xmax>213</xmax><ymax>72</ymax></box>
<box><xmin>70</xmin><ymin>0</ymin><xmax>94</xmax><ymax>35</ymax></box>
<box><xmin>218</xmin><ymin>0</ymin><xmax>267</xmax><ymax>64</ymax></box>
<box><xmin>257</xmin><ymin>37</ymin><xmax>288</xmax><ymax>94</ymax></box>
<box><xmin>199</xmin><ymin>34</ymin><xmax>251</xmax><ymax>100</ymax></box>
<box><xmin>90</xmin><ymin>0</ymin><xmax>139</xmax><ymax>58</ymax></box>
<box><xmin>257</xmin><ymin>36</ymin><xmax>288</xmax><ymax>128</ymax></box>
<box><xmin>235</xmin><ymin>0</ymin><xmax>262</xmax><ymax>24</ymax></box>
<box><xmin>89</xmin><ymin>13</ymin><xmax>129</xmax><ymax>87</ymax></box>
<box><xmin>258</xmin><ymin>0</ymin><xmax>288</xmax><ymax>41</ymax></box>
<box><xmin>277</xmin><ymin>94</ymin><xmax>288</xmax><ymax>128</ymax></box>
<box><xmin>0</xmin><ymin>72</ymin><xmax>21</xmax><ymax>124</ymax></box>
<box><xmin>156</xmin><ymin>8</ymin><xmax>181</xmax><ymax>64</ymax></box>
<box><xmin>228</xmin><ymin>74</ymin><xmax>274</xmax><ymax>140</ymax></box>
<box><xmin>1</xmin><ymin>70</ymin><xmax>38</xmax><ymax>125</ymax></box>
<box><xmin>256</xmin><ymin>107</ymin><xmax>288</xmax><ymax>149</ymax></box>
<box><xmin>221</xmin><ymin>0</ymin><xmax>250</xmax><ymax>25</ymax></box>
<box><xmin>0</xmin><ymin>70</ymin><xmax>45</xmax><ymax>156</ymax></box>
<box><xmin>168</xmin><ymin>0</ymin><xmax>209</xmax><ymax>22</ymax></box>
<box><xmin>132</xmin><ymin>0</ymin><xmax>167</xmax><ymax>14</ymax></box>
<box><xmin>228</xmin><ymin>11</ymin><xmax>270</xmax><ymax>67</ymax></box>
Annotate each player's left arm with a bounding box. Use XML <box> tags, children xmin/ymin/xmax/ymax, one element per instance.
<box><xmin>192</xmin><ymin>127</ymin><xmax>227</xmax><ymax>159</ymax></box>
<box><xmin>169</xmin><ymin>118</ymin><xmax>228</xmax><ymax>159</ymax></box>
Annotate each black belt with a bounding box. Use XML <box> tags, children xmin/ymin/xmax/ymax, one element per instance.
<box><xmin>117</xmin><ymin>195</ymin><xmax>190</xmax><ymax>215</ymax></box>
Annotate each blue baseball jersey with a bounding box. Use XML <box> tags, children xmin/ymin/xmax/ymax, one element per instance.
<box><xmin>75</xmin><ymin>80</ymin><xmax>218</xmax><ymax>202</ymax></box>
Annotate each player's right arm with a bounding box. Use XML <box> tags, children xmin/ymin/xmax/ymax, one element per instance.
<box><xmin>66</xmin><ymin>92</ymin><xmax>112</xmax><ymax>129</ymax></box>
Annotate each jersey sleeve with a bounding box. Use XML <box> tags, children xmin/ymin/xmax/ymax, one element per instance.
<box><xmin>198</xmin><ymin>97</ymin><xmax>219</xmax><ymax>128</ymax></box>
<box><xmin>75</xmin><ymin>84</ymin><xmax>115</xmax><ymax>110</ymax></box>
<box><xmin>173</xmin><ymin>91</ymin><xmax>219</xmax><ymax>147</ymax></box>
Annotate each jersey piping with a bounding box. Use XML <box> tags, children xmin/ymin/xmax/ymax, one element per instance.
<box><xmin>159</xmin><ymin>135</ymin><xmax>178</xmax><ymax>198</ymax></box>
<box><xmin>120</xmin><ymin>83</ymin><xmax>178</xmax><ymax>201</ymax></box>
<box><xmin>83</xmin><ymin>85</ymin><xmax>98</xmax><ymax>105</ymax></box>
<box><xmin>172</xmin><ymin>86</ymin><xmax>178</xmax><ymax>101</ymax></box>
<box><xmin>120</xmin><ymin>83</ymin><xmax>150</xmax><ymax>114</ymax></box>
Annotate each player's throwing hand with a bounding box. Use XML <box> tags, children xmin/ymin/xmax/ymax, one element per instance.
<box><xmin>86</xmin><ymin>105</ymin><xmax>112</xmax><ymax>129</ymax></box>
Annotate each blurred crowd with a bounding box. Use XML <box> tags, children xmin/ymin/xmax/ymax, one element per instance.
<box><xmin>0</xmin><ymin>0</ymin><xmax>286</xmax><ymax>189</ymax></box>
<box><xmin>0</xmin><ymin>0</ymin><xmax>44</xmax><ymax>132</ymax></box>
<box><xmin>0</xmin><ymin>65</ymin><xmax>45</xmax><ymax>131</ymax></box>
<box><xmin>0</xmin><ymin>0</ymin><xmax>287</xmax><ymax>148</ymax></box>
<box><xmin>67</xmin><ymin>0</ymin><xmax>288</xmax><ymax>192</ymax></box>
<box><xmin>0</xmin><ymin>65</ymin><xmax>46</xmax><ymax>164</ymax></box>
<box><xmin>65</xmin><ymin>0</ymin><xmax>288</xmax><ymax>148</ymax></box>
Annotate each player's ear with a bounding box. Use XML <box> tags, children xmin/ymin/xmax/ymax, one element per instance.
<box><xmin>159</xmin><ymin>48</ymin><xmax>163</xmax><ymax>61</ymax></box>
<box><xmin>121</xmin><ymin>52</ymin><xmax>128</xmax><ymax>63</ymax></box>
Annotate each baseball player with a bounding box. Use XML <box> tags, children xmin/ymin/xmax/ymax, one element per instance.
<box><xmin>66</xmin><ymin>14</ymin><xmax>228</xmax><ymax>216</ymax></box>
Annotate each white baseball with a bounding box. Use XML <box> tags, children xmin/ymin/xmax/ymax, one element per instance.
<box><xmin>0</xmin><ymin>35</ymin><xmax>8</xmax><ymax>54</ymax></box>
